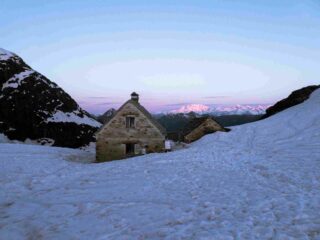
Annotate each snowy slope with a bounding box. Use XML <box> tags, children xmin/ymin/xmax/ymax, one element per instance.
<box><xmin>0</xmin><ymin>133</ymin><xmax>11</xmax><ymax>143</ymax></box>
<box><xmin>1</xmin><ymin>90</ymin><xmax>320</xmax><ymax>239</ymax></box>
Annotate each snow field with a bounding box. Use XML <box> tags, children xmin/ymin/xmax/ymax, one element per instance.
<box><xmin>0</xmin><ymin>89</ymin><xmax>320</xmax><ymax>239</ymax></box>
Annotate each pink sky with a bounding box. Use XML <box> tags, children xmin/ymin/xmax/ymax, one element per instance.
<box><xmin>75</xmin><ymin>93</ymin><xmax>274</xmax><ymax>114</ymax></box>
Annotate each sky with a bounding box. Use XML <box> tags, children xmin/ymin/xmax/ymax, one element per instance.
<box><xmin>1</xmin><ymin>0</ymin><xmax>319</xmax><ymax>114</ymax></box>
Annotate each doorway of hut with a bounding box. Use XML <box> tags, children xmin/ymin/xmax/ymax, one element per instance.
<box><xmin>125</xmin><ymin>143</ymin><xmax>135</xmax><ymax>156</ymax></box>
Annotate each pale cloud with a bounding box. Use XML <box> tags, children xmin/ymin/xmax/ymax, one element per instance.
<box><xmin>204</xmin><ymin>96</ymin><xmax>230</xmax><ymax>99</ymax></box>
<box><xmin>140</xmin><ymin>74</ymin><xmax>205</xmax><ymax>88</ymax></box>
<box><xmin>95</xmin><ymin>102</ymin><xmax>122</xmax><ymax>106</ymax></box>
<box><xmin>87</xmin><ymin>96</ymin><xmax>114</xmax><ymax>99</ymax></box>
<box><xmin>164</xmin><ymin>102</ymin><xmax>193</xmax><ymax>107</ymax></box>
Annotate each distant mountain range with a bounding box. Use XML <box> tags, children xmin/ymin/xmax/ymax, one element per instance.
<box><xmin>168</xmin><ymin>103</ymin><xmax>271</xmax><ymax>116</ymax></box>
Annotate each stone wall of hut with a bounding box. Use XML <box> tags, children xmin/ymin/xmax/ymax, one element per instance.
<box><xmin>184</xmin><ymin>119</ymin><xmax>225</xmax><ymax>143</ymax></box>
<box><xmin>96</xmin><ymin>102</ymin><xmax>165</xmax><ymax>162</ymax></box>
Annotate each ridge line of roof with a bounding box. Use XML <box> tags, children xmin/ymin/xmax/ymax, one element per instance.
<box><xmin>97</xmin><ymin>99</ymin><xmax>166</xmax><ymax>135</ymax></box>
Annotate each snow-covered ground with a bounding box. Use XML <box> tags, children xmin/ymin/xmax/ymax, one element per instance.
<box><xmin>1</xmin><ymin>90</ymin><xmax>320</xmax><ymax>239</ymax></box>
<box><xmin>0</xmin><ymin>133</ymin><xmax>11</xmax><ymax>143</ymax></box>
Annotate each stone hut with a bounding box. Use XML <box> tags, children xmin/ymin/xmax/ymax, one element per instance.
<box><xmin>182</xmin><ymin>117</ymin><xmax>227</xmax><ymax>143</ymax></box>
<box><xmin>96</xmin><ymin>92</ymin><xmax>167</xmax><ymax>162</ymax></box>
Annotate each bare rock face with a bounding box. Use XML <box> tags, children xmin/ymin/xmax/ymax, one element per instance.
<box><xmin>0</xmin><ymin>48</ymin><xmax>101</xmax><ymax>147</ymax></box>
<box><xmin>262</xmin><ymin>85</ymin><xmax>320</xmax><ymax>119</ymax></box>
<box><xmin>97</xmin><ymin>108</ymin><xmax>116</xmax><ymax>124</ymax></box>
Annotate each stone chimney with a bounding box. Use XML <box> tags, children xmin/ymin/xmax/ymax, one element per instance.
<box><xmin>131</xmin><ymin>92</ymin><xmax>139</xmax><ymax>102</ymax></box>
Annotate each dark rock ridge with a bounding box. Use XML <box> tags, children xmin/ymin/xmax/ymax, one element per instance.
<box><xmin>97</xmin><ymin>108</ymin><xmax>116</xmax><ymax>124</ymax></box>
<box><xmin>0</xmin><ymin>48</ymin><xmax>101</xmax><ymax>147</ymax></box>
<box><xmin>262</xmin><ymin>85</ymin><xmax>320</xmax><ymax>119</ymax></box>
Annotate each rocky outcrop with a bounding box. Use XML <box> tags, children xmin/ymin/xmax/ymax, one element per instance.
<box><xmin>262</xmin><ymin>85</ymin><xmax>320</xmax><ymax>119</ymax></box>
<box><xmin>0</xmin><ymin>48</ymin><xmax>101</xmax><ymax>148</ymax></box>
<box><xmin>97</xmin><ymin>108</ymin><xmax>116</xmax><ymax>124</ymax></box>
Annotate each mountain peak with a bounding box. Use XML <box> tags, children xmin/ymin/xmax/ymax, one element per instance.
<box><xmin>0</xmin><ymin>48</ymin><xmax>101</xmax><ymax>147</ymax></box>
<box><xmin>0</xmin><ymin>48</ymin><xmax>16</xmax><ymax>61</ymax></box>
<box><xmin>171</xmin><ymin>104</ymin><xmax>210</xmax><ymax>114</ymax></box>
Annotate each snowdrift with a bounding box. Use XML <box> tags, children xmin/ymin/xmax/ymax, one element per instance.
<box><xmin>0</xmin><ymin>89</ymin><xmax>320</xmax><ymax>239</ymax></box>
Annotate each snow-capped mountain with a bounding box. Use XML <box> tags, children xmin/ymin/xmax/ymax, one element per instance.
<box><xmin>170</xmin><ymin>104</ymin><xmax>210</xmax><ymax>114</ymax></box>
<box><xmin>0</xmin><ymin>48</ymin><xmax>101</xmax><ymax>147</ymax></box>
<box><xmin>170</xmin><ymin>103</ymin><xmax>271</xmax><ymax>115</ymax></box>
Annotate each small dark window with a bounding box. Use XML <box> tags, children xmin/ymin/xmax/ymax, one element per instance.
<box><xmin>126</xmin><ymin>143</ymin><xmax>135</xmax><ymax>155</ymax></box>
<box><xmin>126</xmin><ymin>117</ymin><xmax>135</xmax><ymax>128</ymax></box>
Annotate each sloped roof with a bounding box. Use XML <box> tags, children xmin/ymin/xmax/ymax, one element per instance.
<box><xmin>98</xmin><ymin>99</ymin><xmax>166</xmax><ymax>136</ymax></box>
<box><xmin>182</xmin><ymin>116</ymin><xmax>223</xmax><ymax>137</ymax></box>
<box><xmin>129</xmin><ymin>100</ymin><xmax>167</xmax><ymax>135</ymax></box>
